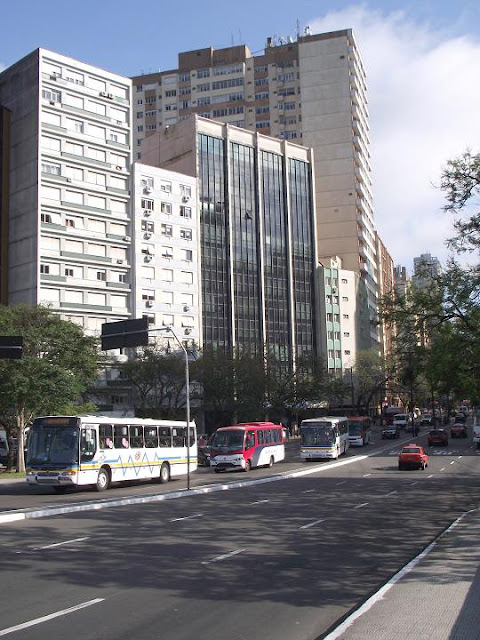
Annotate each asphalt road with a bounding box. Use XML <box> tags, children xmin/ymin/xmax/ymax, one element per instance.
<box><xmin>1</xmin><ymin>427</ymin><xmax>479</xmax><ymax>640</ymax></box>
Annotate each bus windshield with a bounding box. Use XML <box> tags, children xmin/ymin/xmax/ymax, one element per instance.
<box><xmin>348</xmin><ymin>422</ymin><xmax>363</xmax><ymax>435</ymax></box>
<box><xmin>212</xmin><ymin>430</ymin><xmax>245</xmax><ymax>452</ymax></box>
<box><xmin>301</xmin><ymin>424</ymin><xmax>334</xmax><ymax>446</ymax></box>
<box><xmin>27</xmin><ymin>426</ymin><xmax>79</xmax><ymax>466</ymax></box>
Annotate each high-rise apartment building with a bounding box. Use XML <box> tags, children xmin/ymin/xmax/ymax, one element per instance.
<box><xmin>132</xmin><ymin>164</ymin><xmax>201</xmax><ymax>345</ymax></box>
<box><xmin>0</xmin><ymin>49</ymin><xmax>133</xmax><ymax>335</ymax></box>
<box><xmin>131</xmin><ymin>28</ymin><xmax>378</xmax><ymax>347</ymax></box>
<box><xmin>140</xmin><ymin>115</ymin><xmax>318</xmax><ymax>367</ymax></box>
<box><xmin>412</xmin><ymin>253</ymin><xmax>442</xmax><ymax>290</ymax></box>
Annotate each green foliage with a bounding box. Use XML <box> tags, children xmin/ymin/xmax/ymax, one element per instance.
<box><xmin>0</xmin><ymin>304</ymin><xmax>99</xmax><ymax>471</ymax></box>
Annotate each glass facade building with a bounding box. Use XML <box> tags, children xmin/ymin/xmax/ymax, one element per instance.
<box><xmin>193</xmin><ymin>122</ymin><xmax>317</xmax><ymax>369</ymax></box>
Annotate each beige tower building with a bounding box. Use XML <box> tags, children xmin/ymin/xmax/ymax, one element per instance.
<box><xmin>131</xmin><ymin>28</ymin><xmax>379</xmax><ymax>348</ymax></box>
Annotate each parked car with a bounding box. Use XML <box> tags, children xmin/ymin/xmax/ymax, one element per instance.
<box><xmin>473</xmin><ymin>423</ymin><xmax>480</xmax><ymax>449</ymax></box>
<box><xmin>421</xmin><ymin>414</ymin><xmax>432</xmax><ymax>426</ymax></box>
<box><xmin>427</xmin><ymin>428</ymin><xmax>448</xmax><ymax>446</ymax></box>
<box><xmin>453</xmin><ymin>414</ymin><xmax>466</xmax><ymax>424</ymax></box>
<box><xmin>450</xmin><ymin>423</ymin><xmax>468</xmax><ymax>438</ymax></box>
<box><xmin>382</xmin><ymin>424</ymin><xmax>400</xmax><ymax>439</ymax></box>
<box><xmin>398</xmin><ymin>444</ymin><xmax>428</xmax><ymax>470</ymax></box>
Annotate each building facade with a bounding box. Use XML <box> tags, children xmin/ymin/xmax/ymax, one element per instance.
<box><xmin>140</xmin><ymin>115</ymin><xmax>319</xmax><ymax>369</ymax></box>
<box><xmin>132</xmin><ymin>164</ymin><xmax>201</xmax><ymax>346</ymax></box>
<box><xmin>131</xmin><ymin>28</ymin><xmax>379</xmax><ymax>348</ymax></box>
<box><xmin>0</xmin><ymin>48</ymin><xmax>133</xmax><ymax>335</ymax></box>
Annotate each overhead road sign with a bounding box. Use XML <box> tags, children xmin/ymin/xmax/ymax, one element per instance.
<box><xmin>101</xmin><ymin>318</ymin><xmax>149</xmax><ymax>350</ymax></box>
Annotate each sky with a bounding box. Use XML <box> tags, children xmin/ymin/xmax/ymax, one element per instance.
<box><xmin>1</xmin><ymin>0</ymin><xmax>480</xmax><ymax>272</ymax></box>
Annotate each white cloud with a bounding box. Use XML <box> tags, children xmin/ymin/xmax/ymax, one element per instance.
<box><xmin>308</xmin><ymin>6</ymin><xmax>480</xmax><ymax>271</ymax></box>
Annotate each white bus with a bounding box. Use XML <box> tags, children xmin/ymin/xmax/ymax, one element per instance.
<box><xmin>25</xmin><ymin>415</ymin><xmax>197</xmax><ymax>492</ymax></box>
<box><xmin>300</xmin><ymin>416</ymin><xmax>350</xmax><ymax>460</ymax></box>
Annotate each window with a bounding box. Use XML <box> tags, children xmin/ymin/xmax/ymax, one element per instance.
<box><xmin>160</xmin><ymin>181</ymin><xmax>172</xmax><ymax>193</ymax></box>
<box><xmin>180</xmin><ymin>271</ymin><xmax>193</xmax><ymax>284</ymax></box>
<box><xmin>181</xmin><ymin>249</ymin><xmax>193</xmax><ymax>261</ymax></box>
<box><xmin>162</xmin><ymin>314</ymin><xmax>174</xmax><ymax>327</ymax></box>
<box><xmin>97</xmin><ymin>270</ymin><xmax>107</xmax><ymax>281</ymax></box>
<box><xmin>42</xmin><ymin>88</ymin><xmax>61</xmax><ymax>102</ymax></box>
<box><xmin>40</xmin><ymin>264</ymin><xmax>50</xmax><ymax>274</ymax></box>
<box><xmin>180</xmin><ymin>205</ymin><xmax>192</xmax><ymax>219</ymax></box>
<box><xmin>161</xmin><ymin>202</ymin><xmax>172</xmax><ymax>214</ymax></box>
<box><xmin>196</xmin><ymin>69</ymin><xmax>210</xmax><ymax>79</ymax></box>
<box><xmin>161</xmin><ymin>224</ymin><xmax>172</xmax><ymax>237</ymax></box>
<box><xmin>180</xmin><ymin>228</ymin><xmax>192</xmax><ymax>240</ymax></box>
<box><xmin>180</xmin><ymin>184</ymin><xmax>192</xmax><ymax>198</ymax></box>
<box><xmin>142</xmin><ymin>198</ymin><xmax>154</xmax><ymax>211</ymax></box>
<box><xmin>145</xmin><ymin>110</ymin><xmax>156</xmax><ymax>117</ymax></box>
<box><xmin>66</xmin><ymin>118</ymin><xmax>84</xmax><ymax>134</ymax></box>
<box><xmin>141</xmin><ymin>220</ymin><xmax>154</xmax><ymax>233</ymax></box>
<box><xmin>41</xmin><ymin>135</ymin><xmax>61</xmax><ymax>151</ymax></box>
<box><xmin>41</xmin><ymin>162</ymin><xmax>61</xmax><ymax>175</ymax></box>
<box><xmin>161</xmin><ymin>269</ymin><xmax>173</xmax><ymax>282</ymax></box>
<box><xmin>161</xmin><ymin>246</ymin><xmax>173</xmax><ymax>259</ymax></box>
<box><xmin>197</xmin><ymin>97</ymin><xmax>210</xmax><ymax>106</ymax></box>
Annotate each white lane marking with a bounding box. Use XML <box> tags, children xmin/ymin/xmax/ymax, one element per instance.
<box><xmin>428</xmin><ymin>474</ymin><xmax>434</xmax><ymax>478</ymax></box>
<box><xmin>450</xmin><ymin>461</ymin><xmax>455</xmax><ymax>465</ymax></box>
<box><xmin>363</xmin><ymin>473</ymin><xmax>371</xmax><ymax>478</ymax></box>
<box><xmin>322</xmin><ymin>509</ymin><xmax>477</xmax><ymax>640</ymax></box>
<box><xmin>170</xmin><ymin>513</ymin><xmax>203</xmax><ymax>522</ymax></box>
<box><xmin>35</xmin><ymin>537</ymin><xmax>89</xmax><ymax>550</ymax></box>
<box><xmin>302</xmin><ymin>489</ymin><xmax>315</xmax><ymax>494</ymax></box>
<box><xmin>0</xmin><ymin>599</ymin><xmax>104</xmax><ymax>636</ymax></box>
<box><xmin>354</xmin><ymin>503</ymin><xmax>369</xmax><ymax>509</ymax></box>
<box><xmin>336</xmin><ymin>480</ymin><xmax>348</xmax><ymax>486</ymax></box>
<box><xmin>201</xmin><ymin>548</ymin><xmax>246</xmax><ymax>565</ymax></box>
<box><xmin>410</xmin><ymin>481</ymin><xmax>418</xmax><ymax>486</ymax></box>
<box><xmin>249</xmin><ymin>499</ymin><xmax>270</xmax><ymax>505</ymax></box>
<box><xmin>440</xmin><ymin>467</ymin><xmax>445</xmax><ymax>472</ymax></box>
<box><xmin>384</xmin><ymin>491</ymin><xmax>397</xmax><ymax>497</ymax></box>
<box><xmin>300</xmin><ymin>518</ymin><xmax>326</xmax><ymax>530</ymax></box>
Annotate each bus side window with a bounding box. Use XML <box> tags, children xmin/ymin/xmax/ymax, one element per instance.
<box><xmin>246</xmin><ymin>432</ymin><xmax>255</xmax><ymax>449</ymax></box>
<box><xmin>130</xmin><ymin>426</ymin><xmax>144</xmax><ymax>448</ymax></box>
<box><xmin>189</xmin><ymin>427</ymin><xmax>196</xmax><ymax>447</ymax></box>
<box><xmin>159</xmin><ymin>427</ymin><xmax>171</xmax><ymax>447</ymax></box>
<box><xmin>114</xmin><ymin>424</ymin><xmax>129</xmax><ymax>449</ymax></box>
<box><xmin>145</xmin><ymin>427</ymin><xmax>158</xmax><ymax>448</ymax></box>
<box><xmin>99</xmin><ymin>424</ymin><xmax>113</xmax><ymax>449</ymax></box>
<box><xmin>172</xmin><ymin>428</ymin><xmax>185</xmax><ymax>447</ymax></box>
<box><xmin>258</xmin><ymin>430</ymin><xmax>264</xmax><ymax>444</ymax></box>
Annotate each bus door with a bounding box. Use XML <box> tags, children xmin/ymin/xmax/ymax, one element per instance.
<box><xmin>245</xmin><ymin>430</ymin><xmax>256</xmax><ymax>465</ymax></box>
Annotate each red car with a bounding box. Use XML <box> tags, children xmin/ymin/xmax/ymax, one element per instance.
<box><xmin>398</xmin><ymin>444</ymin><xmax>429</xmax><ymax>470</ymax></box>
<box><xmin>427</xmin><ymin>429</ymin><xmax>448</xmax><ymax>446</ymax></box>
<box><xmin>450</xmin><ymin>423</ymin><xmax>467</xmax><ymax>438</ymax></box>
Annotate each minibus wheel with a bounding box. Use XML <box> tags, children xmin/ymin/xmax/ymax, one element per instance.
<box><xmin>244</xmin><ymin>460</ymin><xmax>251</xmax><ymax>472</ymax></box>
<box><xmin>268</xmin><ymin>456</ymin><xmax>274</xmax><ymax>468</ymax></box>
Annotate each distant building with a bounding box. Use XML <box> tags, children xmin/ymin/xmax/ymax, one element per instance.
<box><xmin>131</xmin><ymin>28</ymin><xmax>380</xmax><ymax>349</ymax></box>
<box><xmin>140</xmin><ymin>114</ymin><xmax>319</xmax><ymax>369</ymax></box>
<box><xmin>412</xmin><ymin>253</ymin><xmax>441</xmax><ymax>289</ymax></box>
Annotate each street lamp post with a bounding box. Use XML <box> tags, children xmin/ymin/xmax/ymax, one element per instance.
<box><xmin>158</xmin><ymin>326</ymin><xmax>191</xmax><ymax>490</ymax></box>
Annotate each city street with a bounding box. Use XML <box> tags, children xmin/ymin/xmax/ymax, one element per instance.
<box><xmin>1</xmin><ymin>427</ymin><xmax>480</xmax><ymax>639</ymax></box>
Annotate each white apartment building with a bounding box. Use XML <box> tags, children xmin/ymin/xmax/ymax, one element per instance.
<box><xmin>318</xmin><ymin>256</ymin><xmax>370</xmax><ymax>374</ymax></box>
<box><xmin>0</xmin><ymin>48</ymin><xmax>132</xmax><ymax>335</ymax></box>
<box><xmin>133</xmin><ymin>164</ymin><xmax>201</xmax><ymax>347</ymax></box>
<box><xmin>131</xmin><ymin>28</ymin><xmax>379</xmax><ymax>349</ymax></box>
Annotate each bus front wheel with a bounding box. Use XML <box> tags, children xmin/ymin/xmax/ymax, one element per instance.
<box><xmin>159</xmin><ymin>462</ymin><xmax>170</xmax><ymax>484</ymax></box>
<box><xmin>96</xmin><ymin>467</ymin><xmax>110</xmax><ymax>492</ymax></box>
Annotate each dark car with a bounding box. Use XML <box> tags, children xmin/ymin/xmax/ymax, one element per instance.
<box><xmin>450</xmin><ymin>423</ymin><xmax>468</xmax><ymax>438</ymax></box>
<box><xmin>453</xmin><ymin>414</ymin><xmax>466</xmax><ymax>424</ymax></box>
<box><xmin>427</xmin><ymin>428</ymin><xmax>448</xmax><ymax>446</ymax></box>
<box><xmin>382</xmin><ymin>424</ymin><xmax>400</xmax><ymax>439</ymax></box>
<box><xmin>198</xmin><ymin>445</ymin><xmax>211</xmax><ymax>467</ymax></box>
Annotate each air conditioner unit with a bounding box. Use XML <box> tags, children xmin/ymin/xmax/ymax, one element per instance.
<box><xmin>182</xmin><ymin>195</ymin><xmax>190</xmax><ymax>202</ymax></box>
<box><xmin>183</xmin><ymin>305</ymin><xmax>190</xmax><ymax>312</ymax></box>
<box><xmin>123</xmin><ymin>236</ymin><xmax>131</xmax><ymax>242</ymax></box>
<box><xmin>144</xmin><ymin>186</ymin><xmax>152</xmax><ymax>193</ymax></box>
<box><xmin>332</xmin><ymin>287</ymin><xmax>338</xmax><ymax>294</ymax></box>
<box><xmin>100</xmin><ymin>91</ymin><xmax>108</xmax><ymax>97</ymax></box>
<box><xmin>146</xmin><ymin>300</ymin><xmax>154</xmax><ymax>307</ymax></box>
<box><xmin>66</xmin><ymin>177</ymin><xmax>72</xmax><ymax>183</ymax></box>
<box><xmin>107</xmin><ymin>93</ymin><xmax>114</xmax><ymax>99</ymax></box>
<box><xmin>144</xmin><ymin>232</ymin><xmax>152</xmax><ymax>239</ymax></box>
<box><xmin>49</xmin><ymin>100</ymin><xmax>56</xmax><ymax>105</ymax></box>
<box><xmin>116</xmin><ymin>165</ymin><xmax>122</xmax><ymax>170</ymax></box>
<box><xmin>117</xmin><ymin>259</ymin><xmax>125</xmax><ymax>264</ymax></box>
<box><xmin>162</xmin><ymin>253</ymin><xmax>173</xmax><ymax>259</ymax></box>
<box><xmin>143</xmin><ymin>210</ymin><xmax>151</xmax><ymax>216</ymax></box>
<box><xmin>144</xmin><ymin>255</ymin><xmax>152</xmax><ymax>262</ymax></box>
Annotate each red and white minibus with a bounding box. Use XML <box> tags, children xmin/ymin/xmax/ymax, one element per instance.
<box><xmin>347</xmin><ymin>416</ymin><xmax>372</xmax><ymax>447</ymax></box>
<box><xmin>210</xmin><ymin>422</ymin><xmax>285</xmax><ymax>473</ymax></box>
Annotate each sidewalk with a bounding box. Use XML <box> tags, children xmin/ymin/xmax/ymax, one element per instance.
<box><xmin>326</xmin><ymin>507</ymin><xmax>480</xmax><ymax>639</ymax></box>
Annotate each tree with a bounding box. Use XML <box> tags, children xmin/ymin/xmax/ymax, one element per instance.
<box><xmin>119</xmin><ymin>346</ymin><xmax>189</xmax><ymax>419</ymax></box>
<box><xmin>0</xmin><ymin>305</ymin><xmax>99</xmax><ymax>472</ymax></box>
<box><xmin>352</xmin><ymin>350</ymin><xmax>392</xmax><ymax>416</ymax></box>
